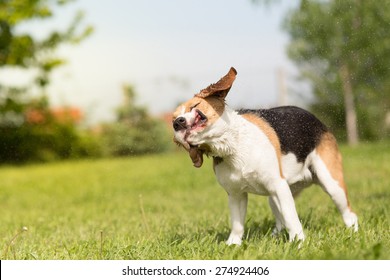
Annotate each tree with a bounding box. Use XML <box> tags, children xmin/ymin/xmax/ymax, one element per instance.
<box><xmin>284</xmin><ymin>0</ymin><xmax>390</xmax><ymax>144</ymax></box>
<box><xmin>101</xmin><ymin>85</ymin><xmax>171</xmax><ymax>156</ymax></box>
<box><xmin>0</xmin><ymin>0</ymin><xmax>95</xmax><ymax>163</ymax></box>
<box><xmin>0</xmin><ymin>0</ymin><xmax>93</xmax><ymax>128</ymax></box>
<box><xmin>0</xmin><ymin>0</ymin><xmax>93</xmax><ymax>88</ymax></box>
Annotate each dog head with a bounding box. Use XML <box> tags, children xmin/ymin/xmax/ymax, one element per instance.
<box><xmin>172</xmin><ymin>67</ymin><xmax>237</xmax><ymax>168</ymax></box>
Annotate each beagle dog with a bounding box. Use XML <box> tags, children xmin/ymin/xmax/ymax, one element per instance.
<box><xmin>172</xmin><ymin>67</ymin><xmax>358</xmax><ymax>245</ymax></box>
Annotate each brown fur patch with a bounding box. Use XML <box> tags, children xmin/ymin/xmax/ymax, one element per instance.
<box><xmin>200</xmin><ymin>97</ymin><xmax>225</xmax><ymax>122</ymax></box>
<box><xmin>241</xmin><ymin>114</ymin><xmax>284</xmax><ymax>178</ymax></box>
<box><xmin>316</xmin><ymin>132</ymin><xmax>350</xmax><ymax>207</ymax></box>
<box><xmin>172</xmin><ymin>96</ymin><xmax>225</xmax><ymax>168</ymax></box>
<box><xmin>195</xmin><ymin>67</ymin><xmax>237</xmax><ymax>99</ymax></box>
<box><xmin>173</xmin><ymin>96</ymin><xmax>225</xmax><ymax>127</ymax></box>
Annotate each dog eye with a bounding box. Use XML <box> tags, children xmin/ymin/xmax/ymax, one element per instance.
<box><xmin>190</xmin><ymin>102</ymin><xmax>200</xmax><ymax>110</ymax></box>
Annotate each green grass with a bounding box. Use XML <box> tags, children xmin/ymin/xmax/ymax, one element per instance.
<box><xmin>1</xmin><ymin>142</ymin><xmax>389</xmax><ymax>259</ymax></box>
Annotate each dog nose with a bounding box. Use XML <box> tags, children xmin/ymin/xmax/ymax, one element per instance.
<box><xmin>173</xmin><ymin>117</ymin><xmax>187</xmax><ymax>131</ymax></box>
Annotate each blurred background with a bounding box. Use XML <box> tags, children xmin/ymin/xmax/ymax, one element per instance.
<box><xmin>1</xmin><ymin>0</ymin><xmax>389</xmax><ymax>164</ymax></box>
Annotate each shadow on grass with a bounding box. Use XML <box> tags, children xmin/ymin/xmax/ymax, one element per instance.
<box><xmin>167</xmin><ymin>218</ymin><xmax>287</xmax><ymax>245</ymax></box>
<box><xmin>164</xmin><ymin>208</ymin><xmax>346</xmax><ymax>251</ymax></box>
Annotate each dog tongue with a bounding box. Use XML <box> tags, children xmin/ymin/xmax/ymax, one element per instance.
<box><xmin>189</xmin><ymin>146</ymin><xmax>203</xmax><ymax>168</ymax></box>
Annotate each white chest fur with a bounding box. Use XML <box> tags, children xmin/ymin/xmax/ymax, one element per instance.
<box><xmin>207</xmin><ymin>108</ymin><xmax>316</xmax><ymax>197</ymax></box>
<box><xmin>208</xmin><ymin>109</ymin><xmax>283</xmax><ymax>196</ymax></box>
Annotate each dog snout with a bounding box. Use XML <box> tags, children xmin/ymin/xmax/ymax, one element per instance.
<box><xmin>173</xmin><ymin>117</ymin><xmax>187</xmax><ymax>131</ymax></box>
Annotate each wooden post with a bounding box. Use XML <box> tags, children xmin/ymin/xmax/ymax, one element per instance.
<box><xmin>277</xmin><ymin>68</ymin><xmax>288</xmax><ymax>106</ymax></box>
<box><xmin>339</xmin><ymin>63</ymin><xmax>359</xmax><ymax>146</ymax></box>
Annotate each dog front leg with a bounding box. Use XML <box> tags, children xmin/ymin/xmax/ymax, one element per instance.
<box><xmin>226</xmin><ymin>192</ymin><xmax>248</xmax><ymax>246</ymax></box>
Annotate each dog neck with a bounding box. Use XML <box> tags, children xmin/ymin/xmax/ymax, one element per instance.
<box><xmin>203</xmin><ymin>106</ymin><xmax>242</xmax><ymax>158</ymax></box>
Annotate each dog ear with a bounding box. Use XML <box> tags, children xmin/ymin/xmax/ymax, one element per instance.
<box><xmin>173</xmin><ymin>137</ymin><xmax>190</xmax><ymax>150</ymax></box>
<box><xmin>195</xmin><ymin>67</ymin><xmax>237</xmax><ymax>99</ymax></box>
<box><xmin>189</xmin><ymin>146</ymin><xmax>204</xmax><ymax>168</ymax></box>
<box><xmin>173</xmin><ymin>137</ymin><xmax>204</xmax><ymax>168</ymax></box>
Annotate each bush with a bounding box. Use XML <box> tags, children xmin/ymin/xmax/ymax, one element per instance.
<box><xmin>100</xmin><ymin>85</ymin><xmax>173</xmax><ymax>157</ymax></box>
<box><xmin>70</xmin><ymin>132</ymin><xmax>103</xmax><ymax>159</ymax></box>
<box><xmin>101</xmin><ymin>119</ymin><xmax>172</xmax><ymax>157</ymax></box>
<box><xmin>0</xmin><ymin>95</ymin><xmax>102</xmax><ymax>164</ymax></box>
<box><xmin>0</xmin><ymin>121</ymin><xmax>102</xmax><ymax>164</ymax></box>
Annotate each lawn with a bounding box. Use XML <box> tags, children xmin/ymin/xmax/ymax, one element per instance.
<box><xmin>1</xmin><ymin>142</ymin><xmax>389</xmax><ymax>260</ymax></box>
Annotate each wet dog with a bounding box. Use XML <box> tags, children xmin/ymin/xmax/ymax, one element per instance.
<box><xmin>172</xmin><ymin>67</ymin><xmax>358</xmax><ymax>245</ymax></box>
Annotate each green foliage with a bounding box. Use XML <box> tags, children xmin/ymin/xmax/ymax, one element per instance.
<box><xmin>101</xmin><ymin>85</ymin><xmax>172</xmax><ymax>157</ymax></box>
<box><xmin>1</xmin><ymin>142</ymin><xmax>389</xmax><ymax>259</ymax></box>
<box><xmin>0</xmin><ymin>94</ymin><xmax>101</xmax><ymax>163</ymax></box>
<box><xmin>69</xmin><ymin>131</ymin><xmax>103</xmax><ymax>159</ymax></box>
<box><xmin>101</xmin><ymin>121</ymin><xmax>171</xmax><ymax>156</ymax></box>
<box><xmin>284</xmin><ymin>0</ymin><xmax>390</xmax><ymax>141</ymax></box>
<box><xmin>0</xmin><ymin>0</ymin><xmax>93</xmax><ymax>72</ymax></box>
<box><xmin>0</xmin><ymin>0</ymin><xmax>96</xmax><ymax>163</ymax></box>
<box><xmin>286</xmin><ymin>0</ymin><xmax>390</xmax><ymax>85</ymax></box>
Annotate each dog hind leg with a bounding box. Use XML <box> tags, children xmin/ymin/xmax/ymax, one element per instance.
<box><xmin>271</xmin><ymin>179</ymin><xmax>305</xmax><ymax>242</ymax></box>
<box><xmin>312</xmin><ymin>135</ymin><xmax>358</xmax><ymax>231</ymax></box>
<box><xmin>268</xmin><ymin>196</ymin><xmax>284</xmax><ymax>236</ymax></box>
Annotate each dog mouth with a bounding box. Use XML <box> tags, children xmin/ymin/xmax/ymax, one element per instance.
<box><xmin>173</xmin><ymin>110</ymin><xmax>208</xmax><ymax>168</ymax></box>
<box><xmin>191</xmin><ymin>109</ymin><xmax>207</xmax><ymax>130</ymax></box>
<box><xmin>183</xmin><ymin>110</ymin><xmax>207</xmax><ymax>146</ymax></box>
<box><xmin>173</xmin><ymin>109</ymin><xmax>208</xmax><ymax>132</ymax></box>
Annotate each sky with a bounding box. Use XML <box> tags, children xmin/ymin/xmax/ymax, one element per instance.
<box><xmin>2</xmin><ymin>0</ymin><xmax>302</xmax><ymax>124</ymax></box>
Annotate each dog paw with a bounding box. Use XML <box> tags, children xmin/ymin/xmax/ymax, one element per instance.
<box><xmin>288</xmin><ymin>231</ymin><xmax>305</xmax><ymax>242</ymax></box>
<box><xmin>287</xmin><ymin>231</ymin><xmax>305</xmax><ymax>249</ymax></box>
<box><xmin>271</xmin><ymin>227</ymin><xmax>281</xmax><ymax>238</ymax></box>
<box><xmin>343</xmin><ymin>211</ymin><xmax>358</xmax><ymax>232</ymax></box>
<box><xmin>271</xmin><ymin>221</ymin><xmax>284</xmax><ymax>238</ymax></box>
<box><xmin>226</xmin><ymin>234</ymin><xmax>242</xmax><ymax>246</ymax></box>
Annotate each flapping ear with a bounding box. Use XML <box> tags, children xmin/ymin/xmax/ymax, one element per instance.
<box><xmin>195</xmin><ymin>67</ymin><xmax>237</xmax><ymax>99</ymax></box>
<box><xmin>189</xmin><ymin>146</ymin><xmax>204</xmax><ymax>168</ymax></box>
<box><xmin>173</xmin><ymin>137</ymin><xmax>204</xmax><ymax>168</ymax></box>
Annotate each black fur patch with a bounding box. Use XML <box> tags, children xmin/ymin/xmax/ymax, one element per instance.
<box><xmin>237</xmin><ymin>106</ymin><xmax>328</xmax><ymax>162</ymax></box>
